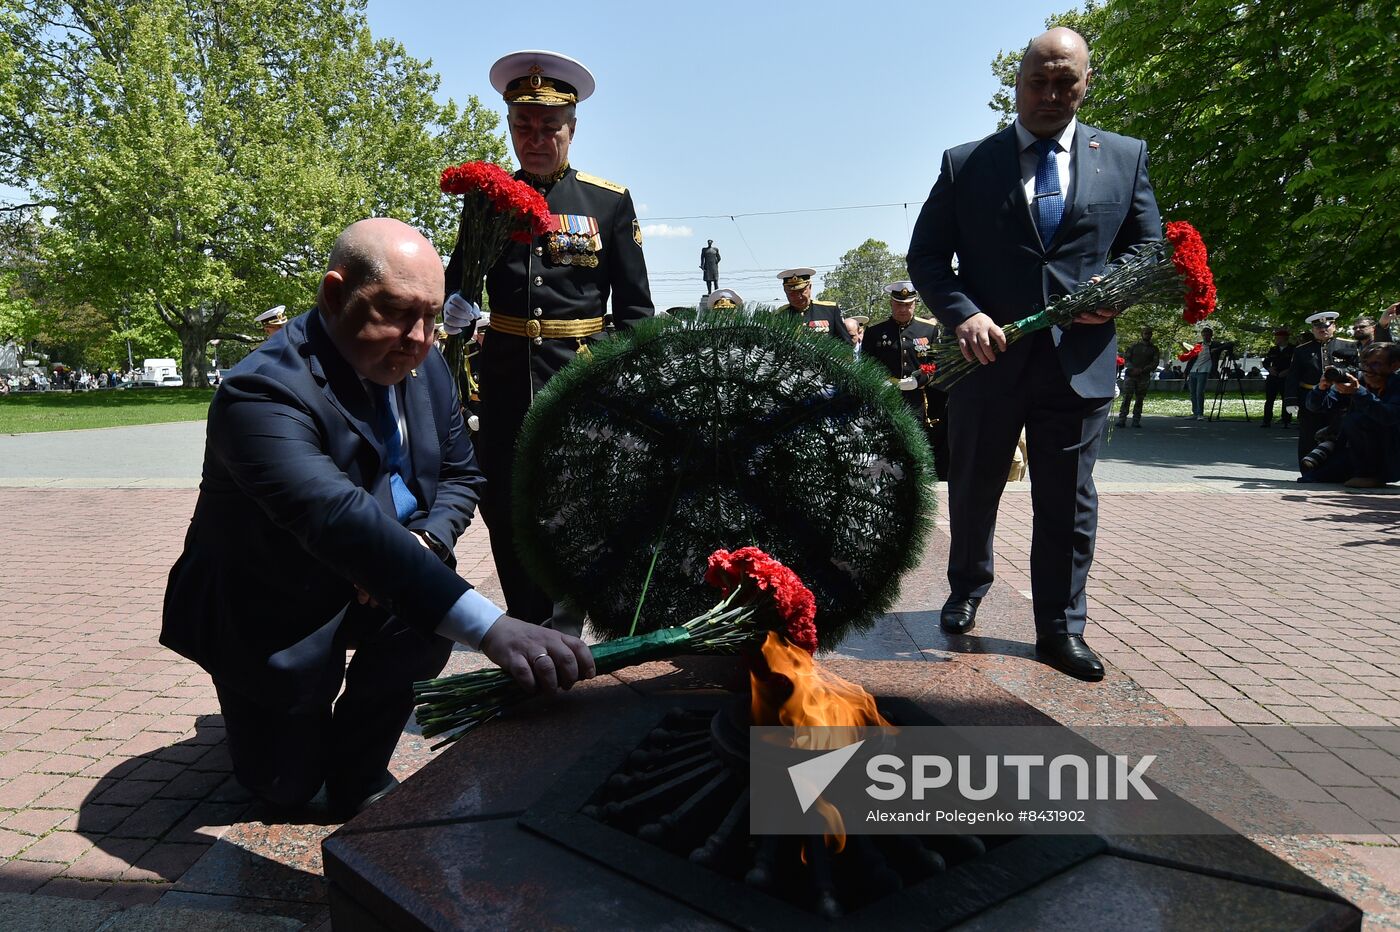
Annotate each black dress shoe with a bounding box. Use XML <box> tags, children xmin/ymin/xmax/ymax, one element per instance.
<box><xmin>329</xmin><ymin>774</ymin><xmax>400</xmax><ymax>819</ymax></box>
<box><xmin>940</xmin><ymin>596</ymin><xmax>981</xmax><ymax>634</ymax></box>
<box><xmin>1035</xmin><ymin>635</ymin><xmax>1105</xmax><ymax>682</ymax></box>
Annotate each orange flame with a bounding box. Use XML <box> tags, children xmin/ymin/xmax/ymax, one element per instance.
<box><xmin>750</xmin><ymin>630</ymin><xmax>887</xmax><ymax>854</ymax></box>
<box><xmin>750</xmin><ymin>630</ymin><xmax>889</xmax><ymax>736</ymax></box>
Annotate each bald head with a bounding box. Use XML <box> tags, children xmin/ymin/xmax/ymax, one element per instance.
<box><xmin>1016</xmin><ymin>27</ymin><xmax>1092</xmax><ymax>138</ymax></box>
<box><xmin>320</xmin><ymin>218</ymin><xmax>438</xmax><ymax>303</ymax></box>
<box><xmin>318</xmin><ymin>218</ymin><xmax>444</xmax><ymax>385</ymax></box>
<box><xmin>1021</xmin><ymin>28</ymin><xmax>1090</xmax><ymax>74</ymax></box>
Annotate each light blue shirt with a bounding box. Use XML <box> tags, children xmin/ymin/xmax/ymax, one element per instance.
<box><xmin>436</xmin><ymin>589</ymin><xmax>505</xmax><ymax>649</ymax></box>
<box><xmin>368</xmin><ymin>378</ymin><xmax>505</xmax><ymax>649</ymax></box>
<box><xmin>1015</xmin><ymin>117</ymin><xmax>1077</xmax><ymax>225</ymax></box>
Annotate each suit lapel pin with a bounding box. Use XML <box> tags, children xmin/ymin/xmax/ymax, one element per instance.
<box><xmin>411</xmin><ymin>369</ymin><xmax>418</xmax><ymax>377</ymax></box>
<box><xmin>1088</xmin><ymin>140</ymin><xmax>1100</xmax><ymax>149</ymax></box>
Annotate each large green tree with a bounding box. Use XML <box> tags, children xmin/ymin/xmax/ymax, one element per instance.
<box><xmin>818</xmin><ymin>238</ymin><xmax>924</xmax><ymax>326</ymax></box>
<box><xmin>989</xmin><ymin>1</ymin><xmax>1399</xmax><ymax>334</ymax></box>
<box><xmin>1</xmin><ymin>0</ymin><xmax>508</xmax><ymax>385</ymax></box>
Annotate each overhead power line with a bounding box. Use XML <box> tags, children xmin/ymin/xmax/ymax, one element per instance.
<box><xmin>643</xmin><ymin>200</ymin><xmax>927</xmax><ymax>223</ymax></box>
<box><xmin>646</xmin><ymin>264</ymin><xmax>838</xmax><ymax>279</ymax></box>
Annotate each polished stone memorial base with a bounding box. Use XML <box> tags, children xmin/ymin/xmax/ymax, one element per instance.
<box><xmin>322</xmin><ymin>657</ymin><xmax>1361</xmax><ymax>930</ymax></box>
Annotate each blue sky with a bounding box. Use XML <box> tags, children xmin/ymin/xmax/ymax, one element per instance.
<box><xmin>367</xmin><ymin>1</ymin><xmax>1073</xmax><ymax>309</ymax></box>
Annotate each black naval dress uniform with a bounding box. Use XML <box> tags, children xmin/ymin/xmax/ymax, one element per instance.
<box><xmin>1285</xmin><ymin>335</ymin><xmax>1355</xmax><ymax>471</ymax></box>
<box><xmin>778</xmin><ymin>299</ymin><xmax>854</xmax><ymax>345</ymax></box>
<box><xmin>863</xmin><ymin>316</ymin><xmax>948</xmax><ymax>478</ymax></box>
<box><xmin>1261</xmin><ymin>340</ymin><xmax>1294</xmax><ymax>428</ymax></box>
<box><xmin>446</xmin><ymin>165</ymin><xmax>654</xmax><ymax>624</ymax></box>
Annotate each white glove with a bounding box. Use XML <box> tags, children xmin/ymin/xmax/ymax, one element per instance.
<box><xmin>1284</xmin><ymin>405</ymin><xmax>1299</xmax><ymax>416</ymax></box>
<box><xmin>467</xmin><ymin>413</ymin><xmax>479</xmax><ymax>432</ymax></box>
<box><xmin>443</xmin><ymin>294</ymin><xmax>482</xmax><ymax>335</ymax></box>
<box><xmin>898</xmin><ymin>376</ymin><xmax>918</xmax><ymax>391</ymax></box>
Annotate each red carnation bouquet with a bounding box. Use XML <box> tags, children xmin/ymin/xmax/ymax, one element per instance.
<box><xmin>928</xmin><ymin>221</ymin><xmax>1217</xmax><ymax>389</ymax></box>
<box><xmin>438</xmin><ymin>162</ymin><xmax>553</xmax><ymax>395</ymax></box>
<box><xmin>413</xmin><ymin>547</ymin><xmax>818</xmax><ymax>745</ymax></box>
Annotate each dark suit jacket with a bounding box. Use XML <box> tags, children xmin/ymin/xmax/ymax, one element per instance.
<box><xmin>907</xmin><ymin>121</ymin><xmax>1162</xmax><ymax>399</ymax></box>
<box><xmin>161</xmin><ymin>310</ymin><xmax>484</xmax><ymax>695</ymax></box>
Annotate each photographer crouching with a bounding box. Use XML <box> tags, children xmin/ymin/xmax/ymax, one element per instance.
<box><xmin>1299</xmin><ymin>341</ymin><xmax>1400</xmax><ymax>488</ymax></box>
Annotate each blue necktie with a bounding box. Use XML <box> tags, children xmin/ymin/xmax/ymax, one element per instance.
<box><xmin>1033</xmin><ymin>137</ymin><xmax>1064</xmax><ymax>246</ymax></box>
<box><xmin>372</xmin><ymin>383</ymin><xmax>418</xmax><ymax>523</ymax></box>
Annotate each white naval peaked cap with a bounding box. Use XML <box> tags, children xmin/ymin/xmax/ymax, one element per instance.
<box><xmin>884</xmin><ymin>281</ymin><xmax>918</xmax><ymax>303</ymax></box>
<box><xmin>255</xmin><ymin>305</ymin><xmax>287</xmax><ymax>325</ymax></box>
<box><xmin>490</xmin><ymin>50</ymin><xmax>595</xmax><ymax>106</ymax></box>
<box><xmin>1304</xmin><ymin>311</ymin><xmax>1339</xmax><ymax>326</ymax></box>
<box><xmin>706</xmin><ymin>289</ymin><xmax>744</xmax><ymax>310</ymax></box>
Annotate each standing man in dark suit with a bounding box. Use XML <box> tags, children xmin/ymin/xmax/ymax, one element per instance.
<box><xmin>444</xmin><ymin>50</ymin><xmax>654</xmax><ymax>633</ymax></box>
<box><xmin>907</xmin><ymin>27</ymin><xmax>1161</xmax><ymax>681</ymax></box>
<box><xmin>163</xmin><ymin>219</ymin><xmax>593</xmax><ymax>816</ymax></box>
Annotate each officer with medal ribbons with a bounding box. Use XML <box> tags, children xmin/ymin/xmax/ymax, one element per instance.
<box><xmin>862</xmin><ymin>281</ymin><xmax>949</xmax><ymax>478</ymax></box>
<box><xmin>1285</xmin><ymin>310</ymin><xmax>1354</xmax><ymax>472</ymax></box>
<box><xmin>776</xmin><ymin>268</ymin><xmax>853</xmax><ymax>345</ymax></box>
<box><xmin>444</xmin><ymin>50</ymin><xmax>654</xmax><ymax>632</ymax></box>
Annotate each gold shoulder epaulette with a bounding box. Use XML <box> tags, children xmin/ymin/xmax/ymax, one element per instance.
<box><xmin>915</xmin><ymin>317</ymin><xmax>937</xmax><ymax>326</ymax></box>
<box><xmin>576</xmin><ymin>171</ymin><xmax>626</xmax><ymax>194</ymax></box>
<box><xmin>813</xmin><ymin>299</ymin><xmax>838</xmax><ymax>307</ymax></box>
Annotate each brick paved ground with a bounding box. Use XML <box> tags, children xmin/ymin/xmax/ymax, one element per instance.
<box><xmin>1</xmin><ymin>416</ymin><xmax>1398</xmax><ymax>927</ymax></box>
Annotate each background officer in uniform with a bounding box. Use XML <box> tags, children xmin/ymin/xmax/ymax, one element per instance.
<box><xmin>862</xmin><ymin>281</ymin><xmax>948</xmax><ymax>478</ymax></box>
<box><xmin>776</xmin><ymin>268</ymin><xmax>852</xmax><ymax>345</ymax></box>
<box><xmin>444</xmin><ymin>50</ymin><xmax>654</xmax><ymax>632</ymax></box>
<box><xmin>1116</xmin><ymin>325</ymin><xmax>1159</xmax><ymax>428</ymax></box>
<box><xmin>256</xmin><ymin>305</ymin><xmax>288</xmax><ymax>338</ymax></box>
<box><xmin>1260</xmin><ymin>325</ymin><xmax>1294</xmax><ymax>428</ymax></box>
<box><xmin>1286</xmin><ymin>311</ymin><xmax>1354</xmax><ymax>471</ymax></box>
<box><xmin>704</xmin><ymin>287</ymin><xmax>743</xmax><ymax>311</ymax></box>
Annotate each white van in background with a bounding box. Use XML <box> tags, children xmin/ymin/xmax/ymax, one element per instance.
<box><xmin>138</xmin><ymin>358</ymin><xmax>178</xmax><ymax>387</ymax></box>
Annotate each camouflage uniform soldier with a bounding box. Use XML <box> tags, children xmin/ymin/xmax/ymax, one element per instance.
<box><xmin>1116</xmin><ymin>326</ymin><xmax>1160</xmax><ymax>428</ymax></box>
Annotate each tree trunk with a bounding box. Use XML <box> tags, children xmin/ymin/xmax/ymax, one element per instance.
<box><xmin>178</xmin><ymin>326</ymin><xmax>213</xmax><ymax>387</ymax></box>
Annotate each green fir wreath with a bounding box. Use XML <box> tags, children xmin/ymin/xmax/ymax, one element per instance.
<box><xmin>511</xmin><ymin>309</ymin><xmax>935</xmax><ymax>651</ymax></box>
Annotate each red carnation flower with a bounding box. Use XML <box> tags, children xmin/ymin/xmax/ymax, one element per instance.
<box><xmin>919</xmin><ymin>363</ymin><xmax>936</xmax><ymax>376</ymax></box>
<box><xmin>705</xmin><ymin>547</ymin><xmax>818</xmax><ymax>652</ymax></box>
<box><xmin>1165</xmin><ymin>221</ymin><xmax>1217</xmax><ymax>325</ymax></box>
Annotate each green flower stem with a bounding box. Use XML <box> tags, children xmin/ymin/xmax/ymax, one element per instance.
<box><xmin>414</xmin><ymin>590</ymin><xmax>761</xmax><ymax>745</ymax></box>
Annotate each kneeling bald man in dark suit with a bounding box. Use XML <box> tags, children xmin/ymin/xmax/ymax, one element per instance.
<box><xmin>162</xmin><ymin>219</ymin><xmax>593</xmax><ymax>815</ymax></box>
<box><xmin>907</xmin><ymin>27</ymin><xmax>1161</xmax><ymax>681</ymax></box>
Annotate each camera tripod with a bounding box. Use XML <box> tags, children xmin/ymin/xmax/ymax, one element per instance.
<box><xmin>1208</xmin><ymin>348</ymin><xmax>1251</xmax><ymax>422</ymax></box>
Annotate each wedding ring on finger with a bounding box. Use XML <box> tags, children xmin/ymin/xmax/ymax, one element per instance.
<box><xmin>531</xmin><ymin>651</ymin><xmax>550</xmax><ymax>664</ymax></box>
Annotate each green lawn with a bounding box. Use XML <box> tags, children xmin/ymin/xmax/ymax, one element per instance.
<box><xmin>0</xmin><ymin>388</ymin><xmax>214</xmax><ymax>434</ymax></box>
<box><xmin>1127</xmin><ymin>387</ymin><xmax>1271</xmax><ymax>421</ymax></box>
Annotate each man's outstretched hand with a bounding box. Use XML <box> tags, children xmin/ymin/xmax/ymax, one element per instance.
<box><xmin>479</xmin><ymin>615</ymin><xmax>596</xmax><ymax>695</ymax></box>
